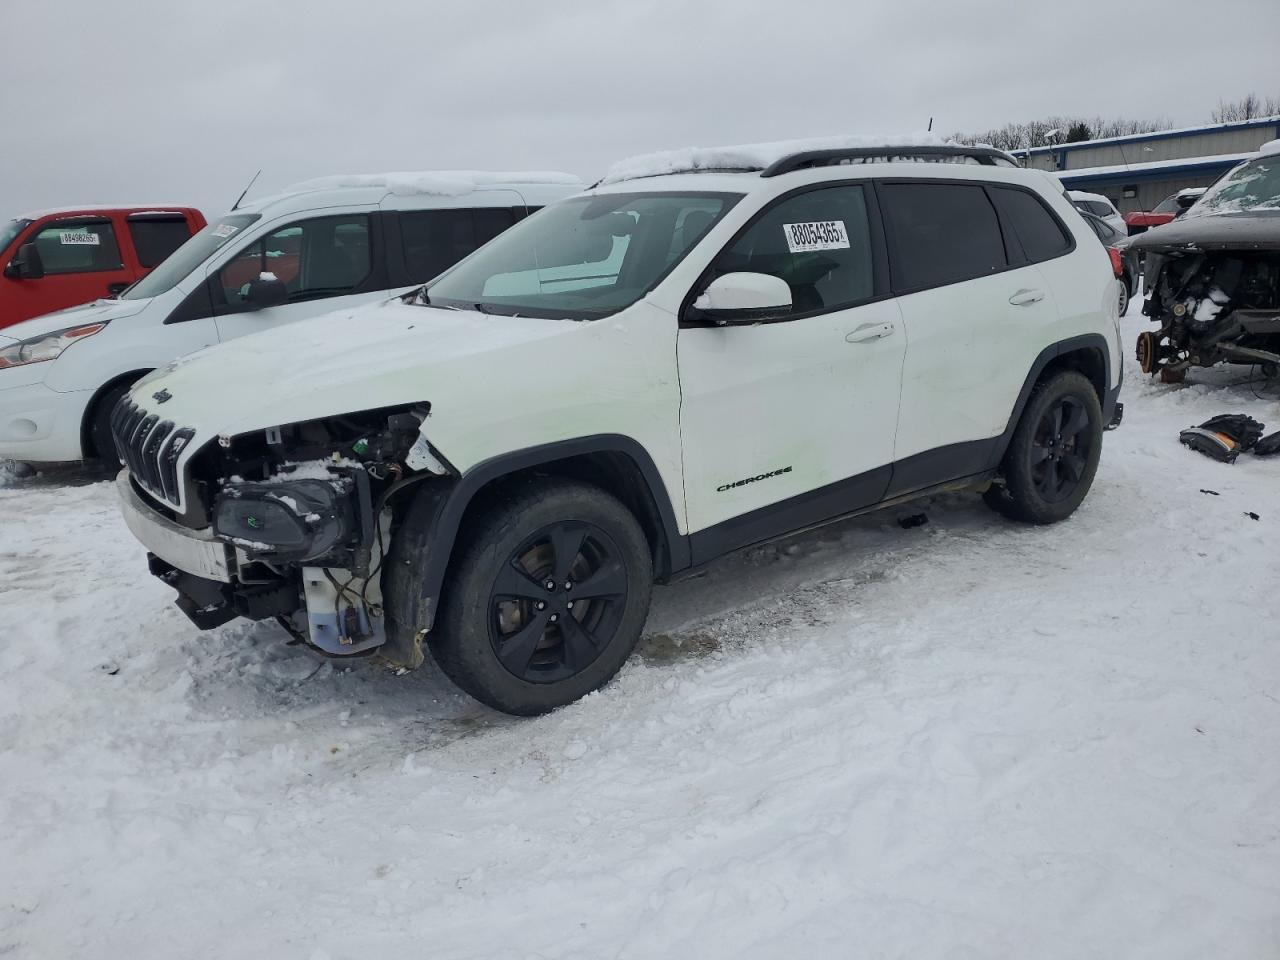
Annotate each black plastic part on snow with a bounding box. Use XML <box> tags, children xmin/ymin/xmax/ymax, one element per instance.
<box><xmin>1251</xmin><ymin>431</ymin><xmax>1280</xmax><ymax>457</ymax></box>
<box><xmin>1197</xmin><ymin>414</ymin><xmax>1265</xmax><ymax>450</ymax></box>
<box><xmin>761</xmin><ymin>145</ymin><xmax>1020</xmax><ymax>177</ymax></box>
<box><xmin>1179</xmin><ymin>427</ymin><xmax>1242</xmax><ymax>463</ymax></box>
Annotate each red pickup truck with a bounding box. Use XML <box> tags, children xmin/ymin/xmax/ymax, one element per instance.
<box><xmin>1122</xmin><ymin>193</ymin><xmax>1184</xmax><ymax>235</ymax></box>
<box><xmin>1</xmin><ymin>206</ymin><xmax>205</xmax><ymax>330</ymax></box>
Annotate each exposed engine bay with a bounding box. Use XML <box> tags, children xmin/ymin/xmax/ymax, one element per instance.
<box><xmin>150</xmin><ymin>403</ymin><xmax>447</xmax><ymax>662</ymax></box>
<box><xmin>1138</xmin><ymin>252</ymin><xmax>1280</xmax><ymax>380</ymax></box>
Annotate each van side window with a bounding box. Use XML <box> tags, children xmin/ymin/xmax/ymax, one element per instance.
<box><xmin>989</xmin><ymin>187</ymin><xmax>1072</xmax><ymax>263</ymax></box>
<box><xmin>879</xmin><ymin>183</ymin><xmax>1007</xmax><ymax>291</ymax></box>
<box><xmin>128</xmin><ymin>216</ymin><xmax>193</xmax><ymax>268</ymax></box>
<box><xmin>707</xmin><ymin>185</ymin><xmax>874</xmax><ymax>316</ymax></box>
<box><xmin>219</xmin><ymin>215</ymin><xmax>371</xmax><ymax>307</ymax></box>
<box><xmin>32</xmin><ymin>219</ymin><xmax>123</xmax><ymax>275</ymax></box>
<box><xmin>400</xmin><ymin>208</ymin><xmax>517</xmax><ymax>282</ymax></box>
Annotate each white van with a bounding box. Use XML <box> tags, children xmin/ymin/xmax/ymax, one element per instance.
<box><xmin>0</xmin><ymin>171</ymin><xmax>580</xmax><ymax>465</ymax></box>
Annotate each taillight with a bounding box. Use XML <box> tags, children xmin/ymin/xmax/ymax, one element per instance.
<box><xmin>1107</xmin><ymin>247</ymin><xmax>1124</xmax><ymax>278</ymax></box>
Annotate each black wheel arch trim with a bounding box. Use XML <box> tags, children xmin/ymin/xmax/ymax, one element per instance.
<box><xmin>399</xmin><ymin>434</ymin><xmax>687</xmax><ymax>636</ymax></box>
<box><xmin>80</xmin><ymin>369</ymin><xmax>151</xmax><ymax>459</ymax></box>
<box><xmin>988</xmin><ymin>333</ymin><xmax>1115</xmax><ymax>471</ymax></box>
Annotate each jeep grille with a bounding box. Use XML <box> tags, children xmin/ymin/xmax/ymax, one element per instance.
<box><xmin>110</xmin><ymin>398</ymin><xmax>195</xmax><ymax>508</ymax></box>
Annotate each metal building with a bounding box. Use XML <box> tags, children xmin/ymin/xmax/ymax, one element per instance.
<box><xmin>1011</xmin><ymin>117</ymin><xmax>1280</xmax><ymax>214</ymax></box>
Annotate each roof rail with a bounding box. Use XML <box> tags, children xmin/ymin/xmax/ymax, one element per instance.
<box><xmin>761</xmin><ymin>145</ymin><xmax>1021</xmax><ymax>177</ymax></box>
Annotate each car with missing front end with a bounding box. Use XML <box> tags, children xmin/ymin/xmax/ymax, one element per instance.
<box><xmin>113</xmin><ymin>137</ymin><xmax>1123</xmax><ymax>716</ymax></box>
<box><xmin>1131</xmin><ymin>140</ymin><xmax>1280</xmax><ymax>382</ymax></box>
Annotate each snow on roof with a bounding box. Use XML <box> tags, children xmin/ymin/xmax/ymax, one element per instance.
<box><xmin>1177</xmin><ymin>186</ymin><xmax>1207</xmax><ymax>198</ymax></box>
<box><xmin>1259</xmin><ymin>138</ymin><xmax>1280</xmax><ymax>157</ymax></box>
<box><xmin>601</xmin><ymin>132</ymin><xmax>947</xmax><ymax>184</ymax></box>
<box><xmin>1056</xmin><ymin>152</ymin><xmax>1255</xmax><ymax>180</ymax></box>
<box><xmin>282</xmin><ymin>170</ymin><xmax>582</xmax><ymax>199</ymax></box>
<box><xmin>1067</xmin><ymin>189</ymin><xmax>1111</xmax><ymax>203</ymax></box>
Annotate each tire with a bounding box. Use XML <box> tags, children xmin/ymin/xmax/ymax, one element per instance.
<box><xmin>86</xmin><ymin>381</ymin><xmax>134</xmax><ymax>470</ymax></box>
<box><xmin>984</xmin><ymin>371</ymin><xmax>1103</xmax><ymax>525</ymax></box>
<box><xmin>1117</xmin><ymin>279</ymin><xmax>1129</xmax><ymax>318</ymax></box>
<box><xmin>429</xmin><ymin>479</ymin><xmax>653</xmax><ymax>715</ymax></box>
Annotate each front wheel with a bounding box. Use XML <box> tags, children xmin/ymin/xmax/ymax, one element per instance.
<box><xmin>431</xmin><ymin>479</ymin><xmax>653</xmax><ymax>715</ymax></box>
<box><xmin>86</xmin><ymin>381</ymin><xmax>135</xmax><ymax>470</ymax></box>
<box><xmin>984</xmin><ymin>371</ymin><xmax>1103</xmax><ymax>525</ymax></box>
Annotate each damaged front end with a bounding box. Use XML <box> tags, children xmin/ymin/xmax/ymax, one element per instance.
<box><xmin>1131</xmin><ymin>150</ymin><xmax>1280</xmax><ymax>381</ymax></box>
<box><xmin>133</xmin><ymin>403</ymin><xmax>451</xmax><ymax>666</ymax></box>
<box><xmin>1136</xmin><ymin>246</ymin><xmax>1280</xmax><ymax>380</ymax></box>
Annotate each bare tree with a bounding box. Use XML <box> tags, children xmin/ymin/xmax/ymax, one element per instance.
<box><xmin>1212</xmin><ymin>93</ymin><xmax>1280</xmax><ymax>122</ymax></box>
<box><xmin>951</xmin><ymin>114</ymin><xmax>1168</xmax><ymax>150</ymax></box>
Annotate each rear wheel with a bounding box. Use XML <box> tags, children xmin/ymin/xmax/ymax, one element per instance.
<box><xmin>1117</xmin><ymin>279</ymin><xmax>1129</xmax><ymax>317</ymax></box>
<box><xmin>984</xmin><ymin>371</ymin><xmax>1103</xmax><ymax>525</ymax></box>
<box><xmin>431</xmin><ymin>479</ymin><xmax>652</xmax><ymax>715</ymax></box>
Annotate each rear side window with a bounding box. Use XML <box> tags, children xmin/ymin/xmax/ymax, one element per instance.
<box><xmin>128</xmin><ymin>216</ymin><xmax>193</xmax><ymax>268</ymax></box>
<box><xmin>1085</xmin><ymin>200</ymin><xmax>1113</xmax><ymax>217</ymax></box>
<box><xmin>401</xmin><ymin>208</ymin><xmax>517</xmax><ymax>282</ymax></box>
<box><xmin>990</xmin><ymin>187</ymin><xmax>1072</xmax><ymax>263</ymax></box>
<box><xmin>31</xmin><ymin>219</ymin><xmax>123</xmax><ymax>275</ymax></box>
<box><xmin>879</xmin><ymin>183</ymin><xmax>1006</xmax><ymax>291</ymax></box>
<box><xmin>708</xmin><ymin>184</ymin><xmax>874</xmax><ymax>316</ymax></box>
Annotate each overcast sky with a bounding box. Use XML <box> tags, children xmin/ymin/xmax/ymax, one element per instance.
<box><xmin>3</xmin><ymin>0</ymin><xmax>1278</xmax><ymax>215</ymax></box>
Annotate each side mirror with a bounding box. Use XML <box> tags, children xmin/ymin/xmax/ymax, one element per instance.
<box><xmin>4</xmin><ymin>242</ymin><xmax>45</xmax><ymax>280</ymax></box>
<box><xmin>692</xmin><ymin>272</ymin><xmax>792</xmax><ymax>324</ymax></box>
<box><xmin>243</xmin><ymin>274</ymin><xmax>289</xmax><ymax>311</ymax></box>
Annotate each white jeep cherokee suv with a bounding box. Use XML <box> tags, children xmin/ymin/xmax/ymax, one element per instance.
<box><xmin>113</xmin><ymin>139</ymin><xmax>1123</xmax><ymax>715</ymax></box>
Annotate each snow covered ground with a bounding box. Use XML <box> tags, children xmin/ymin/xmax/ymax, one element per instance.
<box><xmin>2</xmin><ymin>314</ymin><xmax>1279</xmax><ymax>959</ymax></box>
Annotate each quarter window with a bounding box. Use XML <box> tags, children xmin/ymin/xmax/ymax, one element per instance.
<box><xmin>707</xmin><ymin>185</ymin><xmax>874</xmax><ymax>316</ymax></box>
<box><xmin>400</xmin><ymin>208</ymin><xmax>518</xmax><ymax>282</ymax></box>
<box><xmin>31</xmin><ymin>219</ymin><xmax>123</xmax><ymax>275</ymax></box>
<box><xmin>989</xmin><ymin>187</ymin><xmax>1072</xmax><ymax>263</ymax></box>
<box><xmin>879</xmin><ymin>183</ymin><xmax>1007</xmax><ymax>290</ymax></box>
<box><xmin>218</xmin><ymin>215</ymin><xmax>371</xmax><ymax>307</ymax></box>
<box><xmin>128</xmin><ymin>216</ymin><xmax>194</xmax><ymax>268</ymax></box>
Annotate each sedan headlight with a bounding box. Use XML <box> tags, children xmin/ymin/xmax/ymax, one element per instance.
<box><xmin>0</xmin><ymin>322</ymin><xmax>109</xmax><ymax>369</ymax></box>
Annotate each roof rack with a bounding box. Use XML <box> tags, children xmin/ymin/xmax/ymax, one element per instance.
<box><xmin>761</xmin><ymin>145</ymin><xmax>1021</xmax><ymax>177</ymax></box>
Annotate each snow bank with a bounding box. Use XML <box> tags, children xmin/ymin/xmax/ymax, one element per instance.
<box><xmin>601</xmin><ymin>132</ymin><xmax>950</xmax><ymax>183</ymax></box>
<box><xmin>285</xmin><ymin>170</ymin><xmax>581</xmax><ymax>198</ymax></box>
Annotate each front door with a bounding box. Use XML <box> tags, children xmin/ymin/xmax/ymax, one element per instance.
<box><xmin>677</xmin><ymin>183</ymin><xmax>905</xmax><ymax>555</ymax></box>
<box><xmin>4</xmin><ymin>216</ymin><xmax>136</xmax><ymax>325</ymax></box>
<box><xmin>210</xmin><ymin>212</ymin><xmax>386</xmax><ymax>342</ymax></box>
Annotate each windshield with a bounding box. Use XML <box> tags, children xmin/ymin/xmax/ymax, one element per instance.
<box><xmin>121</xmin><ymin>213</ymin><xmax>261</xmax><ymax>300</ymax></box>
<box><xmin>0</xmin><ymin>218</ymin><xmax>30</xmax><ymax>254</ymax></box>
<box><xmin>1153</xmin><ymin>195</ymin><xmax>1181</xmax><ymax>215</ymax></box>
<box><xmin>424</xmin><ymin>192</ymin><xmax>740</xmax><ymax>319</ymax></box>
<box><xmin>1186</xmin><ymin>156</ymin><xmax>1280</xmax><ymax>217</ymax></box>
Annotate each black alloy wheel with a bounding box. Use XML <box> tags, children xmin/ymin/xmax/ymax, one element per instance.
<box><xmin>489</xmin><ymin>521</ymin><xmax>628</xmax><ymax>683</ymax></box>
<box><xmin>1030</xmin><ymin>396</ymin><xmax>1093</xmax><ymax>504</ymax></box>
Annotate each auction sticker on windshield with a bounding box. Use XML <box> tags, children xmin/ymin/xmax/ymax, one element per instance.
<box><xmin>59</xmin><ymin>231</ymin><xmax>100</xmax><ymax>246</ymax></box>
<box><xmin>211</xmin><ymin>224</ymin><xmax>239</xmax><ymax>239</ymax></box>
<box><xmin>783</xmin><ymin>220</ymin><xmax>849</xmax><ymax>253</ymax></box>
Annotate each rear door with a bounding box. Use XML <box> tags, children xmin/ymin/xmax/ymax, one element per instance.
<box><xmin>677</xmin><ymin>183</ymin><xmax>905</xmax><ymax>545</ymax></box>
<box><xmin>879</xmin><ymin>180</ymin><xmax>1059</xmax><ymax>491</ymax></box>
<box><xmin>126</xmin><ymin>213</ymin><xmax>197</xmax><ymax>277</ymax></box>
<box><xmin>208</xmin><ymin>211</ymin><xmax>388</xmax><ymax>342</ymax></box>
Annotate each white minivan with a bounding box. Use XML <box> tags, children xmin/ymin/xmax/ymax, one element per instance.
<box><xmin>0</xmin><ymin>171</ymin><xmax>580</xmax><ymax>466</ymax></box>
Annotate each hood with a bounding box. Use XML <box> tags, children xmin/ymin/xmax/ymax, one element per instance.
<box><xmin>131</xmin><ymin>298</ymin><xmax>578</xmax><ymax>436</ymax></box>
<box><xmin>3</xmin><ymin>297</ymin><xmax>151</xmax><ymax>342</ymax></box>
<box><xmin>1127</xmin><ymin>211</ymin><xmax>1280</xmax><ymax>253</ymax></box>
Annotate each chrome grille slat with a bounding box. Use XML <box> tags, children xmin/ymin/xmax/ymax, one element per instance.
<box><xmin>109</xmin><ymin>399</ymin><xmax>195</xmax><ymax>511</ymax></box>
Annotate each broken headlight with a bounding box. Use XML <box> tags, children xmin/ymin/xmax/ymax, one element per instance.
<box><xmin>212</xmin><ymin>477</ymin><xmax>358</xmax><ymax>562</ymax></box>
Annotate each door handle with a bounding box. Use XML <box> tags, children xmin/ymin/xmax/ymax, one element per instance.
<box><xmin>1009</xmin><ymin>288</ymin><xmax>1045</xmax><ymax>306</ymax></box>
<box><xmin>845</xmin><ymin>321</ymin><xmax>896</xmax><ymax>343</ymax></box>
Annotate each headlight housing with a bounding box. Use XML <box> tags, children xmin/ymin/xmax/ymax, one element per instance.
<box><xmin>0</xmin><ymin>322</ymin><xmax>109</xmax><ymax>369</ymax></box>
<box><xmin>213</xmin><ymin>476</ymin><xmax>359</xmax><ymax>562</ymax></box>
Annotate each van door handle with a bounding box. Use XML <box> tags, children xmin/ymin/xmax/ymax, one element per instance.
<box><xmin>1009</xmin><ymin>288</ymin><xmax>1045</xmax><ymax>306</ymax></box>
<box><xmin>845</xmin><ymin>321</ymin><xmax>896</xmax><ymax>343</ymax></box>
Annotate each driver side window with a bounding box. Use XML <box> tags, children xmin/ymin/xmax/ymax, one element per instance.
<box><xmin>218</xmin><ymin>215</ymin><xmax>371</xmax><ymax>307</ymax></box>
<box><xmin>708</xmin><ymin>185</ymin><xmax>874</xmax><ymax>317</ymax></box>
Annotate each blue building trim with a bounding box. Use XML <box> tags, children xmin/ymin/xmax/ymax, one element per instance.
<box><xmin>1012</xmin><ymin>117</ymin><xmax>1280</xmax><ymax>159</ymax></box>
<box><xmin>1059</xmin><ymin>157</ymin><xmax>1243</xmax><ymax>187</ymax></box>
